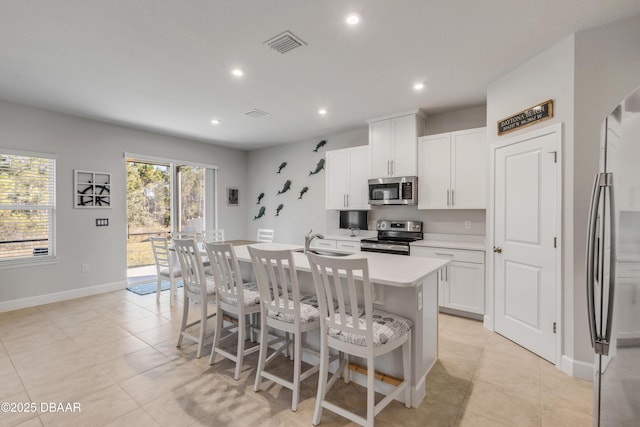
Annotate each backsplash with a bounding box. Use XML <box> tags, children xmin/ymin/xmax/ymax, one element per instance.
<box><xmin>366</xmin><ymin>206</ymin><xmax>486</xmax><ymax>235</ymax></box>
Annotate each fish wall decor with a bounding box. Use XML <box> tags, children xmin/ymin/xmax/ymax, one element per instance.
<box><xmin>308</xmin><ymin>158</ymin><xmax>325</xmax><ymax>176</ymax></box>
<box><xmin>253</xmin><ymin>206</ymin><xmax>266</xmax><ymax>220</ymax></box>
<box><xmin>277</xmin><ymin>180</ymin><xmax>292</xmax><ymax>194</ymax></box>
<box><xmin>275</xmin><ymin>204</ymin><xmax>284</xmax><ymax>216</ymax></box>
<box><xmin>298</xmin><ymin>186</ymin><xmax>309</xmax><ymax>199</ymax></box>
<box><xmin>313</xmin><ymin>140</ymin><xmax>327</xmax><ymax>152</ymax></box>
<box><xmin>276</xmin><ymin>162</ymin><xmax>287</xmax><ymax>174</ymax></box>
<box><xmin>256</xmin><ymin>192</ymin><xmax>265</xmax><ymax>204</ymax></box>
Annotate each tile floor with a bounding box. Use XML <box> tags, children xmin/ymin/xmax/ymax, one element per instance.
<box><xmin>0</xmin><ymin>287</ymin><xmax>593</xmax><ymax>427</ymax></box>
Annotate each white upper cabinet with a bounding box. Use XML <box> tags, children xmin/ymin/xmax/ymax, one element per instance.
<box><xmin>418</xmin><ymin>127</ymin><xmax>487</xmax><ymax>209</ymax></box>
<box><xmin>325</xmin><ymin>146</ymin><xmax>370</xmax><ymax>210</ymax></box>
<box><xmin>368</xmin><ymin>110</ymin><xmax>426</xmax><ymax>178</ymax></box>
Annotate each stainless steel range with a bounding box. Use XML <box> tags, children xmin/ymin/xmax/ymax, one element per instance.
<box><xmin>360</xmin><ymin>220</ymin><xmax>423</xmax><ymax>256</ymax></box>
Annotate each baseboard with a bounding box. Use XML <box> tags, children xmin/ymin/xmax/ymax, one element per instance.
<box><xmin>0</xmin><ymin>280</ymin><xmax>127</xmax><ymax>313</ymax></box>
<box><xmin>560</xmin><ymin>355</ymin><xmax>594</xmax><ymax>382</ymax></box>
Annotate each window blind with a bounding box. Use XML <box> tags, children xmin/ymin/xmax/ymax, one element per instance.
<box><xmin>0</xmin><ymin>152</ymin><xmax>56</xmax><ymax>262</ymax></box>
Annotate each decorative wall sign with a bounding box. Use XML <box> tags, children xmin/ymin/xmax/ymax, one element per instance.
<box><xmin>227</xmin><ymin>187</ymin><xmax>239</xmax><ymax>206</ymax></box>
<box><xmin>298</xmin><ymin>186</ymin><xmax>309</xmax><ymax>199</ymax></box>
<box><xmin>74</xmin><ymin>170</ymin><xmax>111</xmax><ymax>208</ymax></box>
<box><xmin>253</xmin><ymin>206</ymin><xmax>266</xmax><ymax>219</ymax></box>
<box><xmin>497</xmin><ymin>99</ymin><xmax>553</xmax><ymax>135</ymax></box>
<box><xmin>256</xmin><ymin>192</ymin><xmax>265</xmax><ymax>204</ymax></box>
<box><xmin>275</xmin><ymin>204</ymin><xmax>284</xmax><ymax>216</ymax></box>
<box><xmin>277</xmin><ymin>180</ymin><xmax>292</xmax><ymax>194</ymax></box>
<box><xmin>313</xmin><ymin>140</ymin><xmax>327</xmax><ymax>152</ymax></box>
<box><xmin>308</xmin><ymin>158</ymin><xmax>325</xmax><ymax>175</ymax></box>
<box><xmin>276</xmin><ymin>162</ymin><xmax>287</xmax><ymax>173</ymax></box>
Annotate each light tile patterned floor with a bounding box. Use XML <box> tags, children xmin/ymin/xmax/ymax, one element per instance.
<box><xmin>0</xmin><ymin>288</ymin><xmax>592</xmax><ymax>426</ymax></box>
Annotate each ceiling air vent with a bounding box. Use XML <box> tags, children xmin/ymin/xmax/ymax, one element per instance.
<box><xmin>264</xmin><ymin>31</ymin><xmax>307</xmax><ymax>54</ymax></box>
<box><xmin>244</xmin><ymin>109</ymin><xmax>269</xmax><ymax>119</ymax></box>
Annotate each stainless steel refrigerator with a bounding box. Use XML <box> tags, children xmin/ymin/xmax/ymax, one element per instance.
<box><xmin>587</xmin><ymin>86</ymin><xmax>640</xmax><ymax>426</ymax></box>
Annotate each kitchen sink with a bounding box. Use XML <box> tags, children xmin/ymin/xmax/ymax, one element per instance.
<box><xmin>292</xmin><ymin>248</ymin><xmax>352</xmax><ymax>257</ymax></box>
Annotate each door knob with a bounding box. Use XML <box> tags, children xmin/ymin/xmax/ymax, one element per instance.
<box><xmin>493</xmin><ymin>246</ymin><xmax>502</xmax><ymax>253</ymax></box>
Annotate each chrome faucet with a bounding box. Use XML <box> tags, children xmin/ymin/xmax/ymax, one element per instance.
<box><xmin>304</xmin><ymin>229</ymin><xmax>325</xmax><ymax>254</ymax></box>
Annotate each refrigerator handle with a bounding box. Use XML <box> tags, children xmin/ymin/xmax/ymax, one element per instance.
<box><xmin>602</xmin><ymin>177</ymin><xmax>616</xmax><ymax>355</ymax></box>
<box><xmin>586</xmin><ymin>173</ymin><xmax>602</xmax><ymax>351</ymax></box>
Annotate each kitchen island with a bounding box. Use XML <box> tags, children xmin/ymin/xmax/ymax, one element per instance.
<box><xmin>233</xmin><ymin>243</ymin><xmax>448</xmax><ymax>407</ymax></box>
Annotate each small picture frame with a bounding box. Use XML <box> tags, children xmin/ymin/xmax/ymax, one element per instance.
<box><xmin>227</xmin><ymin>187</ymin><xmax>239</xmax><ymax>206</ymax></box>
<box><xmin>74</xmin><ymin>170</ymin><xmax>111</xmax><ymax>208</ymax></box>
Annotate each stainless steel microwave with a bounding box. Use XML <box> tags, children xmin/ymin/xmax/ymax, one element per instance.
<box><xmin>368</xmin><ymin>176</ymin><xmax>417</xmax><ymax>205</ymax></box>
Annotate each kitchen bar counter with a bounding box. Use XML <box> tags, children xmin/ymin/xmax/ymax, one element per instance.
<box><xmin>233</xmin><ymin>243</ymin><xmax>447</xmax><ymax>407</ymax></box>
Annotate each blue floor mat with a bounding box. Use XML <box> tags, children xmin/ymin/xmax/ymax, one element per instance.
<box><xmin>126</xmin><ymin>279</ymin><xmax>183</xmax><ymax>296</ymax></box>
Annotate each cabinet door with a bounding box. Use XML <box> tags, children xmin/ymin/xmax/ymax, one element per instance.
<box><xmin>444</xmin><ymin>261</ymin><xmax>485</xmax><ymax>315</ymax></box>
<box><xmin>451</xmin><ymin>127</ymin><xmax>487</xmax><ymax>209</ymax></box>
<box><xmin>325</xmin><ymin>150</ymin><xmax>349</xmax><ymax>209</ymax></box>
<box><xmin>347</xmin><ymin>146</ymin><xmax>370</xmax><ymax>209</ymax></box>
<box><xmin>369</xmin><ymin>120</ymin><xmax>393</xmax><ymax>178</ymax></box>
<box><xmin>392</xmin><ymin>114</ymin><xmax>418</xmax><ymax>176</ymax></box>
<box><xmin>418</xmin><ymin>133</ymin><xmax>451</xmax><ymax>209</ymax></box>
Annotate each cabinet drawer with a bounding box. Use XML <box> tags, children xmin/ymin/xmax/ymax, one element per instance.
<box><xmin>311</xmin><ymin>239</ymin><xmax>337</xmax><ymax>249</ymax></box>
<box><xmin>336</xmin><ymin>240</ymin><xmax>360</xmax><ymax>252</ymax></box>
<box><xmin>617</xmin><ymin>262</ymin><xmax>640</xmax><ymax>278</ymax></box>
<box><xmin>412</xmin><ymin>246</ymin><xmax>484</xmax><ymax>264</ymax></box>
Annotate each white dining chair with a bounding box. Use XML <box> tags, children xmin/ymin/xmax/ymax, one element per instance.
<box><xmin>248</xmin><ymin>246</ymin><xmax>321</xmax><ymax>411</ymax></box>
<box><xmin>205</xmin><ymin>242</ymin><xmax>261</xmax><ymax>380</ymax></box>
<box><xmin>150</xmin><ymin>236</ymin><xmax>182</xmax><ymax>306</ymax></box>
<box><xmin>173</xmin><ymin>238</ymin><xmax>217</xmax><ymax>358</ymax></box>
<box><xmin>256</xmin><ymin>228</ymin><xmax>275</xmax><ymax>243</ymax></box>
<box><xmin>200</xmin><ymin>229</ymin><xmax>225</xmax><ymax>243</ymax></box>
<box><xmin>307</xmin><ymin>253</ymin><xmax>413</xmax><ymax>427</ymax></box>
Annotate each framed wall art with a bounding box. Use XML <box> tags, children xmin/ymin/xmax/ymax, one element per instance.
<box><xmin>74</xmin><ymin>170</ymin><xmax>111</xmax><ymax>208</ymax></box>
<box><xmin>227</xmin><ymin>187</ymin><xmax>239</xmax><ymax>206</ymax></box>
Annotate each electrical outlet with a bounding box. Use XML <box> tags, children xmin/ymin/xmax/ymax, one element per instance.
<box><xmin>465</xmin><ymin>220</ymin><xmax>472</xmax><ymax>230</ymax></box>
<box><xmin>81</xmin><ymin>264</ymin><xmax>89</xmax><ymax>273</ymax></box>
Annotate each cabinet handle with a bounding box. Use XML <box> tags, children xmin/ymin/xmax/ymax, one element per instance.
<box><xmin>343</xmin><ymin>194</ymin><xmax>347</xmax><ymax>207</ymax></box>
<box><xmin>445</xmin><ymin>266</ymin><xmax>448</xmax><ymax>282</ymax></box>
<box><xmin>390</xmin><ymin>160</ymin><xmax>394</xmax><ymax>175</ymax></box>
<box><xmin>447</xmin><ymin>190</ymin><xmax>450</xmax><ymax>207</ymax></box>
<box><xmin>451</xmin><ymin>189</ymin><xmax>455</xmax><ymax>206</ymax></box>
<box><xmin>387</xmin><ymin>160</ymin><xmax>391</xmax><ymax>175</ymax></box>
<box><xmin>346</xmin><ymin>194</ymin><xmax>349</xmax><ymax>207</ymax></box>
<box><xmin>435</xmin><ymin>252</ymin><xmax>454</xmax><ymax>257</ymax></box>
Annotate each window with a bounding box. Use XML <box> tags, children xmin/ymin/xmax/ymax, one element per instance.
<box><xmin>0</xmin><ymin>150</ymin><xmax>56</xmax><ymax>264</ymax></box>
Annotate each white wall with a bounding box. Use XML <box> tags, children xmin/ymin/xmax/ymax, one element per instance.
<box><xmin>246</xmin><ymin>127</ymin><xmax>368</xmax><ymax>244</ymax></box>
<box><xmin>0</xmin><ymin>101</ymin><xmax>246</xmax><ymax>309</ymax></box>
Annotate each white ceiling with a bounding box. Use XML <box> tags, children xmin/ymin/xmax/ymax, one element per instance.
<box><xmin>1</xmin><ymin>1</ymin><xmax>639</xmax><ymax>150</ymax></box>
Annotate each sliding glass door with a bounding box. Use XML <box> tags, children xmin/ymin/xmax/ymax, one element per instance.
<box><xmin>126</xmin><ymin>156</ymin><xmax>217</xmax><ymax>269</ymax></box>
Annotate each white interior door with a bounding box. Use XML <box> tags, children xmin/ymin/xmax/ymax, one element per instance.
<box><xmin>493</xmin><ymin>129</ymin><xmax>559</xmax><ymax>363</ymax></box>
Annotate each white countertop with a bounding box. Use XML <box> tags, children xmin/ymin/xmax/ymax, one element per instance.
<box><xmin>233</xmin><ymin>243</ymin><xmax>448</xmax><ymax>288</ymax></box>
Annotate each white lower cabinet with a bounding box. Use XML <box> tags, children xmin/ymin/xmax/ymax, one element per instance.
<box><xmin>616</xmin><ymin>262</ymin><xmax>640</xmax><ymax>341</ymax></box>
<box><xmin>310</xmin><ymin>238</ymin><xmax>361</xmax><ymax>253</ymax></box>
<box><xmin>412</xmin><ymin>246</ymin><xmax>485</xmax><ymax>317</ymax></box>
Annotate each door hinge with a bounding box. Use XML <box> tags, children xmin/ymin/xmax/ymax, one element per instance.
<box><xmin>553</xmin><ymin>237</ymin><xmax>557</xmax><ymax>248</ymax></box>
<box><xmin>548</xmin><ymin>151</ymin><xmax>557</xmax><ymax>163</ymax></box>
<box><xmin>553</xmin><ymin>322</ymin><xmax>557</xmax><ymax>334</ymax></box>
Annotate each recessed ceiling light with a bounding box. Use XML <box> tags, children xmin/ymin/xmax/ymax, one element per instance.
<box><xmin>210</xmin><ymin>119</ymin><xmax>220</xmax><ymax>125</ymax></box>
<box><xmin>345</xmin><ymin>13</ymin><xmax>361</xmax><ymax>26</ymax></box>
<box><xmin>413</xmin><ymin>82</ymin><xmax>425</xmax><ymax>91</ymax></box>
<box><xmin>318</xmin><ymin>108</ymin><xmax>328</xmax><ymax>116</ymax></box>
<box><xmin>231</xmin><ymin>68</ymin><xmax>244</xmax><ymax>77</ymax></box>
